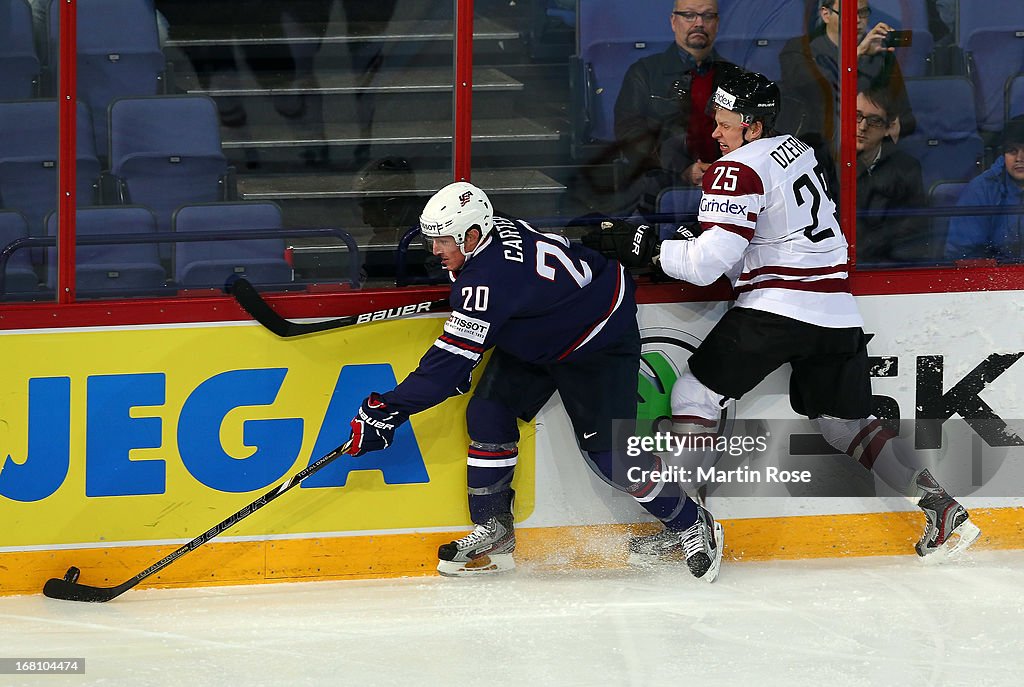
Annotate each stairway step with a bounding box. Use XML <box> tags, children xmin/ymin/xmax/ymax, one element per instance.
<box><xmin>166</xmin><ymin>17</ymin><xmax>519</xmax><ymax>47</ymax></box>
<box><xmin>222</xmin><ymin>117</ymin><xmax>563</xmax><ymax>148</ymax></box>
<box><xmin>178</xmin><ymin>66</ymin><xmax>523</xmax><ymax>96</ymax></box>
<box><xmin>238</xmin><ymin>168</ymin><xmax>566</xmax><ymax>200</ymax></box>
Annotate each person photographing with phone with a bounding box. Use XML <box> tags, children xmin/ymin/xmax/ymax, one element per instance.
<box><xmin>779</xmin><ymin>0</ymin><xmax>914</xmax><ymax>155</ymax></box>
<box><xmin>883</xmin><ymin>29</ymin><xmax>913</xmax><ymax>49</ymax></box>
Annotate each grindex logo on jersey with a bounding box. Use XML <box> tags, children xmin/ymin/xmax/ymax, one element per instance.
<box><xmin>459</xmin><ymin>191</ymin><xmax>473</xmax><ymax>207</ymax></box>
<box><xmin>700</xmin><ymin>195</ymin><xmax>748</xmax><ymax>217</ymax></box>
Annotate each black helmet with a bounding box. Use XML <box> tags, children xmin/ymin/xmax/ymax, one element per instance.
<box><xmin>710</xmin><ymin>70</ymin><xmax>780</xmax><ymax>129</ymax></box>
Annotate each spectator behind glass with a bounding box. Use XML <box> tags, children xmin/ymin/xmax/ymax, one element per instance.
<box><xmin>613</xmin><ymin>0</ymin><xmax>741</xmax><ymax>216</ymax></box>
<box><xmin>855</xmin><ymin>87</ymin><xmax>928</xmax><ymax>265</ymax></box>
<box><xmin>354</xmin><ymin>156</ymin><xmax>419</xmax><ymax>246</ymax></box>
<box><xmin>945</xmin><ymin>116</ymin><xmax>1024</xmax><ymax>263</ymax></box>
<box><xmin>779</xmin><ymin>0</ymin><xmax>913</xmax><ymax>155</ymax></box>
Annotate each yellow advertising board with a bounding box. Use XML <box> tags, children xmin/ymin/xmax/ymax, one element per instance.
<box><xmin>0</xmin><ymin>318</ymin><xmax>536</xmax><ymax>549</ymax></box>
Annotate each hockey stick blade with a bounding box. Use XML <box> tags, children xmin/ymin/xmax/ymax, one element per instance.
<box><xmin>42</xmin><ymin>577</ymin><xmax>128</xmax><ymax>603</ymax></box>
<box><xmin>229</xmin><ymin>277</ymin><xmax>449</xmax><ymax>338</ymax></box>
<box><xmin>42</xmin><ymin>440</ymin><xmax>352</xmax><ymax>603</ymax></box>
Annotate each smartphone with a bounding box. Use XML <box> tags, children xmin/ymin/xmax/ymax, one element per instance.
<box><xmin>884</xmin><ymin>30</ymin><xmax>913</xmax><ymax>48</ymax></box>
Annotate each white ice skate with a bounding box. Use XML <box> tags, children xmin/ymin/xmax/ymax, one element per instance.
<box><xmin>437</xmin><ymin>515</ymin><xmax>516</xmax><ymax>577</ymax></box>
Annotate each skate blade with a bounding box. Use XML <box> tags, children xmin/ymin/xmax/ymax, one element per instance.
<box><xmin>436</xmin><ymin>554</ymin><xmax>515</xmax><ymax>578</ymax></box>
<box><xmin>921</xmin><ymin>519</ymin><xmax>982</xmax><ymax>563</ymax></box>
<box><xmin>702</xmin><ymin>522</ymin><xmax>725</xmax><ymax>584</ymax></box>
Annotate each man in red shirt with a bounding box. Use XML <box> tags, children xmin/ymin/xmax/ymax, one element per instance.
<box><xmin>614</xmin><ymin>0</ymin><xmax>742</xmax><ymax>216</ymax></box>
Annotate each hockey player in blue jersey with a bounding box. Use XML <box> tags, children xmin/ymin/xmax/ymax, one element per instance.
<box><xmin>345</xmin><ymin>181</ymin><xmax>723</xmax><ymax>580</ymax></box>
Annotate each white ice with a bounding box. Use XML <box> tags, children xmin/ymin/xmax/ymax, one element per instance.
<box><xmin>2</xmin><ymin>550</ymin><xmax>1023</xmax><ymax>687</ymax></box>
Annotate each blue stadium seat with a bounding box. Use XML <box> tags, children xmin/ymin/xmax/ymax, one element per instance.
<box><xmin>958</xmin><ymin>1</ymin><xmax>1024</xmax><ymax>48</ymax></box>
<box><xmin>718</xmin><ymin>0</ymin><xmax>807</xmax><ymax>43</ymax></box>
<box><xmin>108</xmin><ymin>95</ymin><xmax>231</xmax><ymax>237</ymax></box>
<box><xmin>927</xmin><ymin>180</ymin><xmax>968</xmax><ymax>262</ymax></box>
<box><xmin>716</xmin><ymin>0</ymin><xmax>807</xmax><ymax>81</ymax></box>
<box><xmin>902</xmin><ymin>77</ymin><xmax>984</xmax><ymax>189</ymax></box>
<box><xmin>1007</xmin><ymin>74</ymin><xmax>1024</xmax><ymax>121</ymax></box>
<box><xmin>870</xmin><ymin>0</ymin><xmax>930</xmax><ymax>31</ymax></box>
<box><xmin>903</xmin><ymin>137</ymin><xmax>984</xmax><ymax>192</ymax></box>
<box><xmin>577</xmin><ymin>0</ymin><xmax>669</xmax><ymax>50</ymax></box>
<box><xmin>0</xmin><ymin>0</ymin><xmax>39</xmax><ymax>99</ymax></box>
<box><xmin>0</xmin><ymin>210</ymin><xmax>39</xmax><ymax>294</ymax></box>
<box><xmin>578</xmin><ymin>40</ymin><xmax>671</xmax><ymax>145</ymax></box>
<box><xmin>48</xmin><ymin>0</ymin><xmax>165</xmax><ymax>156</ymax></box>
<box><xmin>905</xmin><ymin>77</ymin><xmax>977</xmax><ymax>138</ymax></box>
<box><xmin>656</xmin><ymin>186</ymin><xmax>703</xmax><ymax>239</ymax></box>
<box><xmin>0</xmin><ymin>100</ymin><xmax>100</xmax><ymax>237</ymax></box>
<box><xmin>44</xmin><ymin>206</ymin><xmax>165</xmax><ymax>291</ymax></box>
<box><xmin>964</xmin><ymin>29</ymin><xmax>1024</xmax><ymax>132</ymax></box>
<box><xmin>172</xmin><ymin>202</ymin><xmax>292</xmax><ymax>287</ymax></box>
<box><xmin>714</xmin><ymin>37</ymin><xmax>789</xmax><ymax>82</ymax></box>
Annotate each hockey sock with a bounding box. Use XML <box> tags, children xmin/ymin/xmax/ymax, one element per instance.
<box><xmin>587</xmin><ymin>449</ymin><xmax>699</xmax><ymax>531</ymax></box>
<box><xmin>467</xmin><ymin>440</ymin><xmax>517</xmax><ymax>523</ymax></box>
<box><xmin>815</xmin><ymin>415</ymin><xmax>932</xmax><ymax>495</ymax></box>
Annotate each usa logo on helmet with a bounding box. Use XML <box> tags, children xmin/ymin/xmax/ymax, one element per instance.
<box><xmin>459</xmin><ymin>191</ymin><xmax>473</xmax><ymax>207</ymax></box>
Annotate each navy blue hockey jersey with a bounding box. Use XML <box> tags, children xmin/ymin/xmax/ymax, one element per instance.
<box><xmin>382</xmin><ymin>216</ymin><xmax>636</xmax><ymax>415</ymax></box>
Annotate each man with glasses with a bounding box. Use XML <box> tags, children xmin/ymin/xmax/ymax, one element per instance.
<box><xmin>779</xmin><ymin>0</ymin><xmax>913</xmax><ymax>155</ymax></box>
<box><xmin>614</xmin><ymin>0</ymin><xmax>742</xmax><ymax>217</ymax></box>
<box><xmin>854</xmin><ymin>87</ymin><xmax>928</xmax><ymax>264</ymax></box>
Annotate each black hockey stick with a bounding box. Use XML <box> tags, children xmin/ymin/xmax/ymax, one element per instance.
<box><xmin>42</xmin><ymin>440</ymin><xmax>352</xmax><ymax>603</ymax></box>
<box><xmin>228</xmin><ymin>277</ymin><xmax>450</xmax><ymax>338</ymax></box>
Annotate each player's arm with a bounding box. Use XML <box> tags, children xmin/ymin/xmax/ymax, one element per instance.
<box><xmin>658</xmin><ymin>160</ymin><xmax>762</xmax><ymax>286</ymax></box>
<box><xmin>347</xmin><ymin>279</ymin><xmax>513</xmax><ymax>456</ymax></box>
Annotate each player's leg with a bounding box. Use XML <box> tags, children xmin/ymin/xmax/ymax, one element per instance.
<box><xmin>554</xmin><ymin>324</ymin><xmax>721</xmax><ymax>581</ymax></box>
<box><xmin>436</xmin><ymin>351</ymin><xmax>555</xmax><ymax>577</ymax></box>
<box><xmin>793</xmin><ymin>327</ymin><xmax>981</xmax><ymax>558</ymax></box>
<box><xmin>632</xmin><ymin>309</ymin><xmax>791</xmax><ymax>575</ymax></box>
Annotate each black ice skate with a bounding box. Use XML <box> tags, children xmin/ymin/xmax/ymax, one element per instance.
<box><xmin>628</xmin><ymin>506</ymin><xmax>724</xmax><ymax>583</ymax></box>
<box><xmin>915</xmin><ymin>470</ymin><xmax>981</xmax><ymax>558</ymax></box>
<box><xmin>436</xmin><ymin>515</ymin><xmax>515</xmax><ymax>577</ymax></box>
<box><xmin>679</xmin><ymin>505</ymin><xmax>724</xmax><ymax>582</ymax></box>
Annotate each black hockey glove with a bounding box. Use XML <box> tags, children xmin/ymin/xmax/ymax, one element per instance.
<box><xmin>347</xmin><ymin>393</ymin><xmax>409</xmax><ymax>456</ymax></box>
<box><xmin>665</xmin><ymin>223</ymin><xmax>703</xmax><ymax>241</ymax></box>
<box><xmin>582</xmin><ymin>219</ymin><xmax>659</xmax><ymax>269</ymax></box>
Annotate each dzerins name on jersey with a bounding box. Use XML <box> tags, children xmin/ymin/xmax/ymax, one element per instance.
<box><xmin>658</xmin><ymin>134</ymin><xmax>863</xmax><ymax>329</ymax></box>
<box><xmin>382</xmin><ymin>216</ymin><xmax>636</xmax><ymax>415</ymax></box>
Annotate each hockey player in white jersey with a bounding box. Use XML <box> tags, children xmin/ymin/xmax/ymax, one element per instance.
<box><xmin>597</xmin><ymin>70</ymin><xmax>980</xmax><ymax>562</ymax></box>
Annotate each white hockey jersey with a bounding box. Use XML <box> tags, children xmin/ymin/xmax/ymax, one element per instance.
<box><xmin>659</xmin><ymin>133</ymin><xmax>864</xmax><ymax>328</ymax></box>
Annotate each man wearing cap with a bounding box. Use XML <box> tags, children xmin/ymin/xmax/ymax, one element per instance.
<box><xmin>945</xmin><ymin>116</ymin><xmax>1024</xmax><ymax>262</ymax></box>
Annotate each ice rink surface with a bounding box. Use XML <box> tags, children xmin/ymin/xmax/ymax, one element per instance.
<box><xmin>2</xmin><ymin>550</ymin><xmax>1022</xmax><ymax>687</ymax></box>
